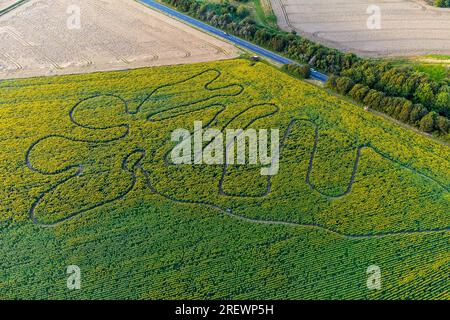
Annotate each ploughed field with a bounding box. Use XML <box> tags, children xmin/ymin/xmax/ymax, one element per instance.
<box><xmin>0</xmin><ymin>60</ymin><xmax>448</xmax><ymax>299</ymax></box>
<box><xmin>271</xmin><ymin>0</ymin><xmax>450</xmax><ymax>57</ymax></box>
<box><xmin>0</xmin><ymin>0</ymin><xmax>238</xmax><ymax>79</ymax></box>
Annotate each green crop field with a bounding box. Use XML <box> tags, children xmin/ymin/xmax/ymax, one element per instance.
<box><xmin>0</xmin><ymin>59</ymin><xmax>448</xmax><ymax>299</ymax></box>
<box><xmin>390</xmin><ymin>57</ymin><xmax>450</xmax><ymax>82</ymax></box>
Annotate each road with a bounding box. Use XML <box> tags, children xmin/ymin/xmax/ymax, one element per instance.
<box><xmin>138</xmin><ymin>0</ymin><xmax>328</xmax><ymax>82</ymax></box>
<box><xmin>0</xmin><ymin>0</ymin><xmax>29</xmax><ymax>16</ymax></box>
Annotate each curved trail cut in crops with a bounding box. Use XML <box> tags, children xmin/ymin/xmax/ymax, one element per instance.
<box><xmin>2</xmin><ymin>59</ymin><xmax>449</xmax><ymax>300</ymax></box>
<box><xmin>0</xmin><ymin>0</ymin><xmax>238</xmax><ymax>79</ymax></box>
<box><xmin>25</xmin><ymin>68</ymin><xmax>450</xmax><ymax>238</ymax></box>
<box><xmin>271</xmin><ymin>0</ymin><xmax>450</xmax><ymax>57</ymax></box>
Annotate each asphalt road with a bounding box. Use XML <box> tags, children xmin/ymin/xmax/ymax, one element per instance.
<box><xmin>0</xmin><ymin>0</ymin><xmax>29</xmax><ymax>17</ymax></box>
<box><xmin>138</xmin><ymin>0</ymin><xmax>328</xmax><ymax>82</ymax></box>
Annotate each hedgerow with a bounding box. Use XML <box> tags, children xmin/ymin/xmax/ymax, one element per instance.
<box><xmin>326</xmin><ymin>75</ymin><xmax>450</xmax><ymax>137</ymax></box>
<box><xmin>433</xmin><ymin>0</ymin><xmax>450</xmax><ymax>8</ymax></box>
<box><xmin>281</xmin><ymin>64</ymin><xmax>310</xmax><ymax>79</ymax></box>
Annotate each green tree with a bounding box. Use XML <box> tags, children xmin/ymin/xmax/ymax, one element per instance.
<box><xmin>335</xmin><ymin>77</ymin><xmax>355</xmax><ymax>95</ymax></box>
<box><xmin>436</xmin><ymin>116</ymin><xmax>450</xmax><ymax>134</ymax></box>
<box><xmin>414</xmin><ymin>83</ymin><xmax>435</xmax><ymax>108</ymax></box>
<box><xmin>409</xmin><ymin>104</ymin><xmax>428</xmax><ymax>125</ymax></box>
<box><xmin>434</xmin><ymin>0</ymin><xmax>450</xmax><ymax>8</ymax></box>
<box><xmin>398</xmin><ymin>101</ymin><xmax>413</xmax><ymax>123</ymax></box>
<box><xmin>435</xmin><ymin>91</ymin><xmax>450</xmax><ymax>117</ymax></box>
<box><xmin>419</xmin><ymin>112</ymin><xmax>437</xmax><ymax>133</ymax></box>
<box><xmin>236</xmin><ymin>5</ymin><xmax>249</xmax><ymax>18</ymax></box>
<box><xmin>326</xmin><ymin>75</ymin><xmax>338</xmax><ymax>89</ymax></box>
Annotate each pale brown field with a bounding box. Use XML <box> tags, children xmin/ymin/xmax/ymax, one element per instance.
<box><xmin>0</xmin><ymin>0</ymin><xmax>239</xmax><ymax>79</ymax></box>
<box><xmin>271</xmin><ymin>0</ymin><xmax>450</xmax><ymax>57</ymax></box>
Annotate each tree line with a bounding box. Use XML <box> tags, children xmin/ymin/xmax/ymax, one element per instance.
<box><xmin>434</xmin><ymin>0</ymin><xmax>450</xmax><ymax>8</ymax></box>
<box><xmin>161</xmin><ymin>0</ymin><xmax>449</xmax><ymax>137</ymax></box>
<box><xmin>326</xmin><ymin>75</ymin><xmax>449</xmax><ymax>134</ymax></box>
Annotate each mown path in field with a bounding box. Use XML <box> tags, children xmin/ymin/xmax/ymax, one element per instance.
<box><xmin>25</xmin><ymin>69</ymin><xmax>449</xmax><ymax>238</ymax></box>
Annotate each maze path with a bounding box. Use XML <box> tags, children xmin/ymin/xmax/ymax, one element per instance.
<box><xmin>25</xmin><ymin>69</ymin><xmax>242</xmax><ymax>225</ymax></box>
<box><xmin>24</xmin><ymin>69</ymin><xmax>449</xmax><ymax>238</ymax></box>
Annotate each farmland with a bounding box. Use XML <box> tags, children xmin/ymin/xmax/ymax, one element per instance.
<box><xmin>0</xmin><ymin>59</ymin><xmax>448</xmax><ymax>299</ymax></box>
<box><xmin>271</xmin><ymin>0</ymin><xmax>450</xmax><ymax>57</ymax></box>
<box><xmin>0</xmin><ymin>0</ymin><xmax>238</xmax><ymax>79</ymax></box>
<box><xmin>390</xmin><ymin>55</ymin><xmax>450</xmax><ymax>82</ymax></box>
<box><xmin>160</xmin><ymin>0</ymin><xmax>450</xmax><ymax>139</ymax></box>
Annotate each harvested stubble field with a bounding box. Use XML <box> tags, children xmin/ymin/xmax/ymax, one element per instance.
<box><xmin>0</xmin><ymin>0</ymin><xmax>21</xmax><ymax>10</ymax></box>
<box><xmin>271</xmin><ymin>0</ymin><xmax>450</xmax><ymax>57</ymax></box>
<box><xmin>0</xmin><ymin>0</ymin><xmax>238</xmax><ymax>79</ymax></box>
<box><xmin>0</xmin><ymin>59</ymin><xmax>449</xmax><ymax>299</ymax></box>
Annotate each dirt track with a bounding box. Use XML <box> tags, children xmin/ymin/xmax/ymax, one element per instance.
<box><xmin>0</xmin><ymin>0</ymin><xmax>239</xmax><ymax>79</ymax></box>
<box><xmin>271</xmin><ymin>0</ymin><xmax>450</xmax><ymax>57</ymax></box>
